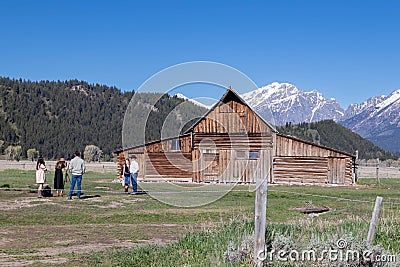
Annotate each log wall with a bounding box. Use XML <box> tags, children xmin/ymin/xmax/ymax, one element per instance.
<box><xmin>273</xmin><ymin>157</ymin><xmax>328</xmax><ymax>184</ymax></box>
<box><xmin>145</xmin><ymin>152</ymin><xmax>192</xmax><ymax>179</ymax></box>
<box><xmin>274</xmin><ymin>134</ymin><xmax>353</xmax><ymax>185</ymax></box>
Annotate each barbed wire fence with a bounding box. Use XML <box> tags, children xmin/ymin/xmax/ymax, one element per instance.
<box><xmin>1</xmin><ymin>187</ymin><xmax>400</xmax><ymax>205</ymax></box>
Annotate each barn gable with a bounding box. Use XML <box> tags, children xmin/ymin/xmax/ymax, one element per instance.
<box><xmin>185</xmin><ymin>87</ymin><xmax>276</xmax><ymax>135</ymax></box>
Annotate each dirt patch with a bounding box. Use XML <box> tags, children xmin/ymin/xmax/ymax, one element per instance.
<box><xmin>0</xmin><ymin>241</ymin><xmax>137</xmax><ymax>267</ymax></box>
<box><xmin>0</xmin><ymin>223</ymin><xmax>190</xmax><ymax>266</ymax></box>
<box><xmin>0</xmin><ymin>197</ymin><xmax>56</xmax><ymax>211</ymax></box>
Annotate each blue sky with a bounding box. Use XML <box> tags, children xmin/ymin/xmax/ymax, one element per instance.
<box><xmin>1</xmin><ymin>0</ymin><xmax>399</xmax><ymax>108</ymax></box>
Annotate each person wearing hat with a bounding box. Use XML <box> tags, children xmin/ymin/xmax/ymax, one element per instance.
<box><xmin>54</xmin><ymin>157</ymin><xmax>67</xmax><ymax>197</ymax></box>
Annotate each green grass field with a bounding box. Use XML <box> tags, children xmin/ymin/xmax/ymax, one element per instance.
<box><xmin>0</xmin><ymin>169</ymin><xmax>399</xmax><ymax>266</ymax></box>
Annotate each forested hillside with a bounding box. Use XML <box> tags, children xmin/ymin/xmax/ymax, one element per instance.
<box><xmin>277</xmin><ymin>120</ymin><xmax>397</xmax><ymax>160</ymax></box>
<box><xmin>0</xmin><ymin>78</ymin><xmax>207</xmax><ymax>160</ymax></box>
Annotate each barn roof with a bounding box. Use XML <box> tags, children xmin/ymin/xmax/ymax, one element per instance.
<box><xmin>113</xmin><ymin>133</ymin><xmax>191</xmax><ymax>154</ymax></box>
<box><xmin>183</xmin><ymin>86</ymin><xmax>278</xmax><ymax>134</ymax></box>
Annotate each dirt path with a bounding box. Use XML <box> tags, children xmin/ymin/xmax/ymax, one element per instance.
<box><xmin>0</xmin><ymin>222</ymin><xmax>188</xmax><ymax>266</ymax></box>
<box><xmin>0</xmin><ymin>195</ymin><xmax>197</xmax><ymax>266</ymax></box>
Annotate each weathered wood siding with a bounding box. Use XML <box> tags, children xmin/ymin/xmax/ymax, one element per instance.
<box><xmin>275</xmin><ymin>134</ymin><xmax>347</xmax><ymax>157</ymax></box>
<box><xmin>274</xmin><ymin>134</ymin><xmax>353</xmax><ymax>185</ymax></box>
<box><xmin>273</xmin><ymin>157</ymin><xmax>328</xmax><ymax>184</ymax></box>
<box><xmin>145</xmin><ymin>152</ymin><xmax>192</xmax><ymax>179</ymax></box>
<box><xmin>328</xmin><ymin>157</ymin><xmax>353</xmax><ymax>184</ymax></box>
<box><xmin>192</xmin><ymin>97</ymin><xmax>273</xmax><ymax>183</ymax></box>
<box><xmin>145</xmin><ymin>135</ymin><xmax>191</xmax><ymax>153</ymax></box>
<box><xmin>193</xmin><ymin>100</ymin><xmax>273</xmax><ymax>135</ymax></box>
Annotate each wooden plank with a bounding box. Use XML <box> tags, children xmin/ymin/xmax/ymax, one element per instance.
<box><xmin>254</xmin><ymin>179</ymin><xmax>267</xmax><ymax>265</ymax></box>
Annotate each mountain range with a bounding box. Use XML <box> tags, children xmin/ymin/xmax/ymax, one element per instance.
<box><xmin>240</xmin><ymin>82</ymin><xmax>400</xmax><ymax>156</ymax></box>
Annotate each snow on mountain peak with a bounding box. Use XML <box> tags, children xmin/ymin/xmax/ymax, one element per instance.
<box><xmin>175</xmin><ymin>93</ymin><xmax>188</xmax><ymax>100</ymax></box>
<box><xmin>241</xmin><ymin>82</ymin><xmax>343</xmax><ymax>125</ymax></box>
<box><xmin>374</xmin><ymin>88</ymin><xmax>400</xmax><ymax>112</ymax></box>
<box><xmin>241</xmin><ymin>82</ymin><xmax>301</xmax><ymax>108</ymax></box>
<box><xmin>174</xmin><ymin>93</ymin><xmax>213</xmax><ymax>109</ymax></box>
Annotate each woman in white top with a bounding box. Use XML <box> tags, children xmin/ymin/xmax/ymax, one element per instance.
<box><xmin>36</xmin><ymin>157</ymin><xmax>47</xmax><ymax>198</ymax></box>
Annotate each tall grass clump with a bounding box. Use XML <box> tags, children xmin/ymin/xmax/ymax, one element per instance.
<box><xmin>79</xmin><ymin>216</ymin><xmax>400</xmax><ymax>266</ymax></box>
<box><xmin>81</xmin><ymin>219</ymin><xmax>254</xmax><ymax>267</ymax></box>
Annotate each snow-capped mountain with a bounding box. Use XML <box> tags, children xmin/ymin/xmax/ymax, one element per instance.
<box><xmin>240</xmin><ymin>82</ymin><xmax>400</xmax><ymax>155</ymax></box>
<box><xmin>341</xmin><ymin>95</ymin><xmax>387</xmax><ymax>121</ymax></box>
<box><xmin>174</xmin><ymin>93</ymin><xmax>213</xmax><ymax>109</ymax></box>
<box><xmin>241</xmin><ymin>82</ymin><xmax>344</xmax><ymax>126</ymax></box>
<box><xmin>340</xmin><ymin>89</ymin><xmax>400</xmax><ymax>154</ymax></box>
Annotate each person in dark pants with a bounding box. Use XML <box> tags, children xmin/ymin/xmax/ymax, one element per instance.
<box><xmin>54</xmin><ymin>158</ymin><xmax>67</xmax><ymax>197</ymax></box>
<box><xmin>130</xmin><ymin>155</ymin><xmax>139</xmax><ymax>193</ymax></box>
<box><xmin>122</xmin><ymin>158</ymin><xmax>131</xmax><ymax>193</ymax></box>
<box><xmin>68</xmin><ymin>151</ymin><xmax>86</xmax><ymax>199</ymax></box>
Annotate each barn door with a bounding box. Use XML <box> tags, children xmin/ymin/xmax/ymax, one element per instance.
<box><xmin>231</xmin><ymin>150</ymin><xmax>271</xmax><ymax>183</ymax></box>
<box><xmin>328</xmin><ymin>157</ymin><xmax>345</xmax><ymax>184</ymax></box>
<box><xmin>200</xmin><ymin>150</ymin><xmax>219</xmax><ymax>182</ymax></box>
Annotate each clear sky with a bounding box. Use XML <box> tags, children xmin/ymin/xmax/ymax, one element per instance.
<box><xmin>1</xmin><ymin>0</ymin><xmax>399</xmax><ymax>108</ymax></box>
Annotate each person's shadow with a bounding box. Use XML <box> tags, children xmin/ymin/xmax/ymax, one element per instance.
<box><xmin>130</xmin><ymin>191</ymin><xmax>147</xmax><ymax>195</ymax></box>
<box><xmin>70</xmin><ymin>193</ymin><xmax>101</xmax><ymax>199</ymax></box>
<box><xmin>79</xmin><ymin>194</ymin><xmax>101</xmax><ymax>199</ymax></box>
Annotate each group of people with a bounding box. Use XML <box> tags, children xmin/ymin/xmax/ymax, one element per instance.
<box><xmin>35</xmin><ymin>152</ymin><xmax>140</xmax><ymax>198</ymax></box>
<box><xmin>35</xmin><ymin>151</ymin><xmax>86</xmax><ymax>199</ymax></box>
<box><xmin>121</xmin><ymin>155</ymin><xmax>139</xmax><ymax>194</ymax></box>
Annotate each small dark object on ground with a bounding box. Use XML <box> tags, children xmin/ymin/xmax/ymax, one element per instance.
<box><xmin>291</xmin><ymin>206</ymin><xmax>330</xmax><ymax>214</ymax></box>
<box><xmin>41</xmin><ymin>185</ymin><xmax>53</xmax><ymax>197</ymax></box>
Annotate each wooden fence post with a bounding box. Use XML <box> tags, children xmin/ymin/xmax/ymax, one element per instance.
<box><xmin>254</xmin><ymin>179</ymin><xmax>267</xmax><ymax>266</ymax></box>
<box><xmin>366</xmin><ymin>196</ymin><xmax>383</xmax><ymax>246</ymax></box>
<box><xmin>376</xmin><ymin>158</ymin><xmax>380</xmax><ymax>184</ymax></box>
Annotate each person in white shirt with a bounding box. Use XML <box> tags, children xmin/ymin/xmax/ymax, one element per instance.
<box><xmin>35</xmin><ymin>157</ymin><xmax>47</xmax><ymax>198</ymax></box>
<box><xmin>129</xmin><ymin>155</ymin><xmax>139</xmax><ymax>193</ymax></box>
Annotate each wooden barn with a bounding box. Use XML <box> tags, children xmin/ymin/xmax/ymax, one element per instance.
<box><xmin>114</xmin><ymin>88</ymin><xmax>355</xmax><ymax>185</ymax></box>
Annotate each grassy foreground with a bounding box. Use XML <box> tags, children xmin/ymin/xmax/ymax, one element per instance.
<box><xmin>0</xmin><ymin>170</ymin><xmax>399</xmax><ymax>266</ymax></box>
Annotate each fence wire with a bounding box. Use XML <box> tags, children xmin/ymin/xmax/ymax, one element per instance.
<box><xmin>1</xmin><ymin>187</ymin><xmax>400</xmax><ymax>205</ymax></box>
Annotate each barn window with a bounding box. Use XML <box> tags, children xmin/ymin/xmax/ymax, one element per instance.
<box><xmin>249</xmin><ymin>151</ymin><xmax>259</xmax><ymax>159</ymax></box>
<box><xmin>171</xmin><ymin>139</ymin><xmax>181</xmax><ymax>151</ymax></box>
<box><xmin>236</xmin><ymin>151</ymin><xmax>246</xmax><ymax>159</ymax></box>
